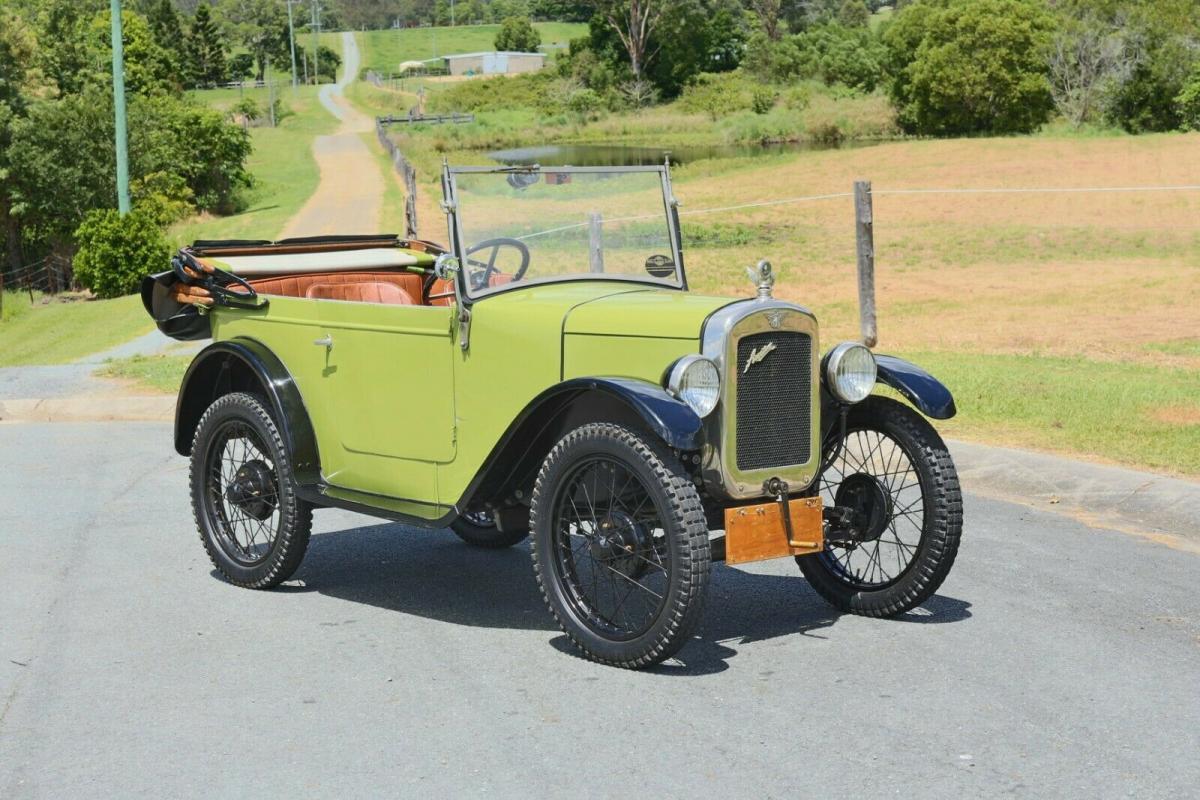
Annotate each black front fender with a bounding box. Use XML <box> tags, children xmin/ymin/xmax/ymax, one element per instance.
<box><xmin>874</xmin><ymin>355</ymin><xmax>956</xmax><ymax>420</ymax></box>
<box><xmin>561</xmin><ymin>377</ymin><xmax>704</xmax><ymax>450</ymax></box>
<box><xmin>174</xmin><ymin>339</ymin><xmax>321</xmax><ymax>485</ymax></box>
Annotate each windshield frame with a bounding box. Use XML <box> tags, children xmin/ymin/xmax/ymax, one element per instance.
<box><xmin>443</xmin><ymin>164</ymin><xmax>687</xmax><ymax>301</ymax></box>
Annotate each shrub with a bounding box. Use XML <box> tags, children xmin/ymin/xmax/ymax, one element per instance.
<box><xmin>884</xmin><ymin>0</ymin><xmax>1056</xmax><ymax>135</ymax></box>
<box><xmin>73</xmin><ymin>209</ymin><xmax>171</xmax><ymax>299</ymax></box>
<box><xmin>751</xmin><ymin>87</ymin><xmax>778</xmax><ymax>114</ymax></box>
<box><xmin>1178</xmin><ymin>66</ymin><xmax>1200</xmax><ymax>131</ymax></box>
<box><xmin>678</xmin><ymin>72</ymin><xmax>755</xmax><ymax>120</ymax></box>
<box><xmin>494</xmin><ymin>16</ymin><xmax>541</xmax><ymax>52</ymax></box>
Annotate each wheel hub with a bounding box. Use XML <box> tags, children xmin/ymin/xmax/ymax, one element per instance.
<box><xmin>590</xmin><ymin>511</ymin><xmax>651</xmax><ymax>577</ymax></box>
<box><xmin>834</xmin><ymin>472</ymin><xmax>892</xmax><ymax>542</ymax></box>
<box><xmin>225</xmin><ymin>460</ymin><xmax>277</xmax><ymax>521</ymax></box>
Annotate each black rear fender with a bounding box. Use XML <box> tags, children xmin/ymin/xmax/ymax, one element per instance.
<box><xmin>174</xmin><ymin>339</ymin><xmax>321</xmax><ymax>485</ymax></box>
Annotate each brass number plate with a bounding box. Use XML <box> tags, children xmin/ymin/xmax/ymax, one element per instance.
<box><xmin>724</xmin><ymin>497</ymin><xmax>823</xmax><ymax>565</ymax></box>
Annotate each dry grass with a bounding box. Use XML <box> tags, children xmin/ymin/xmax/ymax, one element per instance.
<box><xmin>673</xmin><ymin>134</ymin><xmax>1200</xmax><ymax>369</ymax></box>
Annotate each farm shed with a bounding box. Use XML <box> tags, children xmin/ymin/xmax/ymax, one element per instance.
<box><xmin>442</xmin><ymin>51</ymin><xmax>546</xmax><ymax>76</ymax></box>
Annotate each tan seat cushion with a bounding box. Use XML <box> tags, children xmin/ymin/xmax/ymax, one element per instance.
<box><xmin>305</xmin><ymin>281</ymin><xmax>416</xmax><ymax>305</ymax></box>
<box><xmin>249</xmin><ymin>271</ymin><xmax>425</xmax><ymax>302</ymax></box>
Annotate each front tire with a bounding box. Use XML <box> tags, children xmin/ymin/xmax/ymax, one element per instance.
<box><xmin>190</xmin><ymin>392</ymin><xmax>312</xmax><ymax>589</ymax></box>
<box><xmin>530</xmin><ymin>423</ymin><xmax>711</xmax><ymax>669</ymax></box>
<box><xmin>797</xmin><ymin>396</ymin><xmax>962</xmax><ymax>617</ymax></box>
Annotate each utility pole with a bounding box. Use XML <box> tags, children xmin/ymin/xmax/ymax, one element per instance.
<box><xmin>286</xmin><ymin>0</ymin><xmax>299</xmax><ymax>89</ymax></box>
<box><xmin>310</xmin><ymin>1</ymin><xmax>318</xmax><ymax>84</ymax></box>
<box><xmin>109</xmin><ymin>0</ymin><xmax>130</xmax><ymax>214</ymax></box>
<box><xmin>451</xmin><ymin>0</ymin><xmax>455</xmax><ymax>27</ymax></box>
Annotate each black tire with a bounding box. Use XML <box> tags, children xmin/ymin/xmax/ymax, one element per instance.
<box><xmin>530</xmin><ymin>423</ymin><xmax>711</xmax><ymax>669</ymax></box>
<box><xmin>189</xmin><ymin>392</ymin><xmax>312</xmax><ymax>589</ymax></box>
<box><xmin>797</xmin><ymin>396</ymin><xmax>962</xmax><ymax>617</ymax></box>
<box><xmin>450</xmin><ymin>510</ymin><xmax>529</xmax><ymax>548</ymax></box>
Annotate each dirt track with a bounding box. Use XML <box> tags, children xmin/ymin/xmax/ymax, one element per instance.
<box><xmin>277</xmin><ymin>33</ymin><xmax>384</xmax><ymax>239</ymax></box>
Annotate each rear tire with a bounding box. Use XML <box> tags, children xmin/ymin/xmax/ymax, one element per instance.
<box><xmin>190</xmin><ymin>392</ymin><xmax>312</xmax><ymax>589</ymax></box>
<box><xmin>797</xmin><ymin>396</ymin><xmax>962</xmax><ymax>617</ymax></box>
<box><xmin>530</xmin><ymin>423</ymin><xmax>711</xmax><ymax>669</ymax></box>
<box><xmin>450</xmin><ymin>510</ymin><xmax>529</xmax><ymax>548</ymax></box>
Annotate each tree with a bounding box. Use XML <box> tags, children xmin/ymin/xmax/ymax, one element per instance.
<box><xmin>89</xmin><ymin>10</ymin><xmax>179</xmax><ymax>95</ymax></box>
<box><xmin>836</xmin><ymin>0</ymin><xmax>869</xmax><ymax>28</ymax></box>
<box><xmin>1178</xmin><ymin>64</ymin><xmax>1200</xmax><ymax>130</ymax></box>
<box><xmin>495</xmin><ymin>16</ymin><xmax>542</xmax><ymax>52</ymax></box>
<box><xmin>147</xmin><ymin>0</ymin><xmax>185</xmax><ymax>79</ymax></box>
<box><xmin>884</xmin><ymin>0</ymin><xmax>1056</xmax><ymax>136</ymax></box>
<box><xmin>72</xmin><ymin>207</ymin><xmax>170</xmax><ymax>298</ymax></box>
<box><xmin>597</xmin><ymin>0</ymin><xmax>667</xmax><ymax>82</ymax></box>
<box><xmin>748</xmin><ymin>0</ymin><xmax>783</xmax><ymax>40</ymax></box>
<box><xmin>0</xmin><ymin>8</ymin><xmax>43</xmax><ymax>271</ymax></box>
<box><xmin>187</xmin><ymin>4</ymin><xmax>227</xmax><ymax>87</ymax></box>
<box><xmin>1048</xmin><ymin>16</ymin><xmax>1132</xmax><ymax>128</ymax></box>
<box><xmin>216</xmin><ymin>0</ymin><xmax>286</xmax><ymax>83</ymax></box>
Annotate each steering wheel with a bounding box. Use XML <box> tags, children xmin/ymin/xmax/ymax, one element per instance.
<box><xmin>464</xmin><ymin>237</ymin><xmax>530</xmax><ymax>291</ymax></box>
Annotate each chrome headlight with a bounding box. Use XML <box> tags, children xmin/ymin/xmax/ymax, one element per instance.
<box><xmin>667</xmin><ymin>355</ymin><xmax>720</xmax><ymax>418</ymax></box>
<box><xmin>825</xmin><ymin>342</ymin><xmax>877</xmax><ymax>403</ymax></box>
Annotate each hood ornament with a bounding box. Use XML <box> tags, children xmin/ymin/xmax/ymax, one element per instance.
<box><xmin>746</xmin><ymin>259</ymin><xmax>774</xmax><ymax>299</ymax></box>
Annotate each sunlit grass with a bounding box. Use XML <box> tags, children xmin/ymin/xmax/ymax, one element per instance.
<box><xmin>98</xmin><ymin>354</ymin><xmax>192</xmax><ymax>394</ymax></box>
<box><xmin>0</xmin><ymin>292</ymin><xmax>150</xmax><ymax>366</ymax></box>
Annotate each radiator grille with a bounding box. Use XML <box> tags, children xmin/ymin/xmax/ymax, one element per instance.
<box><xmin>735</xmin><ymin>331</ymin><xmax>812</xmax><ymax>471</ymax></box>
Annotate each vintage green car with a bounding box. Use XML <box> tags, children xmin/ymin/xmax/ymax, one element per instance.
<box><xmin>143</xmin><ymin>164</ymin><xmax>962</xmax><ymax>669</ymax></box>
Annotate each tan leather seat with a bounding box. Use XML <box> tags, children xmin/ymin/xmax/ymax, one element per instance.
<box><xmin>305</xmin><ymin>281</ymin><xmax>415</xmax><ymax>305</ymax></box>
<box><xmin>249</xmin><ymin>271</ymin><xmax>425</xmax><ymax>302</ymax></box>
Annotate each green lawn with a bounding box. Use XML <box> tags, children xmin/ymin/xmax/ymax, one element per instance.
<box><xmin>891</xmin><ymin>351</ymin><xmax>1200</xmax><ymax>477</ymax></box>
<box><xmin>0</xmin><ymin>292</ymin><xmax>150</xmax><ymax>366</ymax></box>
<box><xmin>356</xmin><ymin>23</ymin><xmax>585</xmax><ymax>74</ymax></box>
<box><xmin>170</xmin><ymin>84</ymin><xmax>338</xmax><ymax>245</ymax></box>
<box><xmin>98</xmin><ymin>354</ymin><xmax>192</xmax><ymax>394</ymax></box>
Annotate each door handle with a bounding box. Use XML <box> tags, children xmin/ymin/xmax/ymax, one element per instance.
<box><xmin>313</xmin><ymin>335</ymin><xmax>333</xmax><ymax>349</ymax></box>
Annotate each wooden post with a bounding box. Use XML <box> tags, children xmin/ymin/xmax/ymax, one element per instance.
<box><xmin>854</xmin><ymin>180</ymin><xmax>877</xmax><ymax>348</ymax></box>
<box><xmin>588</xmin><ymin>213</ymin><xmax>604</xmax><ymax>273</ymax></box>
<box><xmin>403</xmin><ymin>161</ymin><xmax>418</xmax><ymax>240</ymax></box>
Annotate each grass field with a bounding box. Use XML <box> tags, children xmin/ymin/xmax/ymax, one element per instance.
<box><xmin>98</xmin><ymin>354</ymin><xmax>193</xmax><ymax>394</ymax></box>
<box><xmin>0</xmin><ymin>292</ymin><xmax>150</xmax><ymax>366</ymax></box>
<box><xmin>355</xmin><ymin>23</ymin><xmax>586</xmax><ymax>75</ymax></box>
<box><xmin>170</xmin><ymin>84</ymin><xmax>339</xmax><ymax>245</ymax></box>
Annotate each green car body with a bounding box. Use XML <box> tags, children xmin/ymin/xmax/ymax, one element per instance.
<box><xmin>206</xmin><ymin>282</ymin><xmax>732</xmax><ymax>521</ymax></box>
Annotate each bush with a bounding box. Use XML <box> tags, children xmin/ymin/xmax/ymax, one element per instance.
<box><xmin>1178</xmin><ymin>66</ymin><xmax>1200</xmax><ymax>131</ymax></box>
<box><xmin>678</xmin><ymin>72</ymin><xmax>755</xmax><ymax>120</ymax></box>
<box><xmin>884</xmin><ymin>0</ymin><xmax>1055</xmax><ymax>135</ymax></box>
<box><xmin>495</xmin><ymin>16</ymin><xmax>541</xmax><ymax>52</ymax></box>
<box><xmin>73</xmin><ymin>209</ymin><xmax>171</xmax><ymax>299</ymax></box>
<box><xmin>751</xmin><ymin>87</ymin><xmax>777</xmax><ymax>114</ymax></box>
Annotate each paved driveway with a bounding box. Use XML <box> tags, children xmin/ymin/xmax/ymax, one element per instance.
<box><xmin>1</xmin><ymin>422</ymin><xmax>1197</xmax><ymax>798</ymax></box>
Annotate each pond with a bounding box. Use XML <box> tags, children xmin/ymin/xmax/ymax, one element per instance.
<box><xmin>487</xmin><ymin>141</ymin><xmax>865</xmax><ymax>167</ymax></box>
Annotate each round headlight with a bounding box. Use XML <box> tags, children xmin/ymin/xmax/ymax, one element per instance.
<box><xmin>667</xmin><ymin>356</ymin><xmax>720</xmax><ymax>418</ymax></box>
<box><xmin>825</xmin><ymin>342</ymin><xmax>877</xmax><ymax>403</ymax></box>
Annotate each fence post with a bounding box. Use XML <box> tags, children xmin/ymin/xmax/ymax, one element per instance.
<box><xmin>854</xmin><ymin>180</ymin><xmax>877</xmax><ymax>348</ymax></box>
<box><xmin>588</xmin><ymin>213</ymin><xmax>604</xmax><ymax>273</ymax></box>
<box><xmin>403</xmin><ymin>162</ymin><xmax>418</xmax><ymax>240</ymax></box>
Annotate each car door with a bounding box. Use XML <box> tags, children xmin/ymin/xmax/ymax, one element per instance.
<box><xmin>312</xmin><ymin>299</ymin><xmax>456</xmax><ymax>505</ymax></box>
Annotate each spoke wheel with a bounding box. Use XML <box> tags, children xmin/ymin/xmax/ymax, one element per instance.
<box><xmin>450</xmin><ymin>508</ymin><xmax>529</xmax><ymax>548</ymax></box>
<box><xmin>798</xmin><ymin>396</ymin><xmax>961</xmax><ymax>617</ymax></box>
<box><xmin>190</xmin><ymin>392</ymin><xmax>312</xmax><ymax>589</ymax></box>
<box><xmin>531</xmin><ymin>423</ymin><xmax>710</xmax><ymax>669</ymax></box>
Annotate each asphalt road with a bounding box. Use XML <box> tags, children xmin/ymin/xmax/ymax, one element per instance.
<box><xmin>1</xmin><ymin>422</ymin><xmax>1197</xmax><ymax>799</ymax></box>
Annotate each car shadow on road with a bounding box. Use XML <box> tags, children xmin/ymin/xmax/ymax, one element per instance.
<box><xmin>269</xmin><ymin>521</ymin><xmax>971</xmax><ymax>675</ymax></box>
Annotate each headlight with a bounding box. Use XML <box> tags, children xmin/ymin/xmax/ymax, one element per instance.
<box><xmin>825</xmin><ymin>342</ymin><xmax>877</xmax><ymax>403</ymax></box>
<box><xmin>667</xmin><ymin>355</ymin><xmax>720</xmax><ymax>418</ymax></box>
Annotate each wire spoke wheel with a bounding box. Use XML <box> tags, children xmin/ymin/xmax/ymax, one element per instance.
<box><xmin>531</xmin><ymin>423</ymin><xmax>710</xmax><ymax>669</ymax></box>
<box><xmin>818</xmin><ymin>428</ymin><xmax>924</xmax><ymax>590</ymax></box>
<box><xmin>204</xmin><ymin>420</ymin><xmax>283</xmax><ymax>566</ymax></box>
<box><xmin>190</xmin><ymin>392</ymin><xmax>312</xmax><ymax>589</ymax></box>
<box><xmin>797</xmin><ymin>396</ymin><xmax>962</xmax><ymax>618</ymax></box>
<box><xmin>551</xmin><ymin>456</ymin><xmax>672</xmax><ymax>641</ymax></box>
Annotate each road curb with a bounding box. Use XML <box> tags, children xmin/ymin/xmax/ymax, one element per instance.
<box><xmin>0</xmin><ymin>395</ymin><xmax>175</xmax><ymax>423</ymax></box>
<box><xmin>950</xmin><ymin>440</ymin><xmax>1199</xmax><ymax>547</ymax></box>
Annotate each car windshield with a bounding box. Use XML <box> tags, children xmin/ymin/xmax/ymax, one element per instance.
<box><xmin>448</xmin><ymin>166</ymin><xmax>683</xmax><ymax>298</ymax></box>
